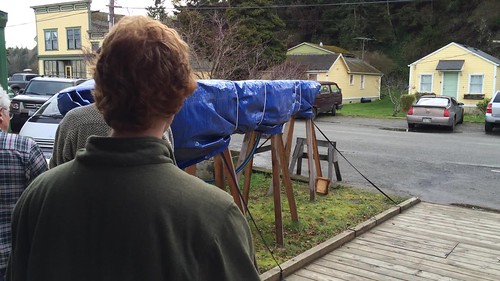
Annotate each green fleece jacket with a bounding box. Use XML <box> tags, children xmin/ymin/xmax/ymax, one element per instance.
<box><xmin>8</xmin><ymin>136</ymin><xmax>260</xmax><ymax>281</ymax></box>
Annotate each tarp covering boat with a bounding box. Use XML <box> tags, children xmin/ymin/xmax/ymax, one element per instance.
<box><xmin>56</xmin><ymin>79</ymin><xmax>321</xmax><ymax>168</ymax></box>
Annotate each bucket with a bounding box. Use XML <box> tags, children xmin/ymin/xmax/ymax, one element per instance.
<box><xmin>315</xmin><ymin>177</ymin><xmax>331</xmax><ymax>195</ymax></box>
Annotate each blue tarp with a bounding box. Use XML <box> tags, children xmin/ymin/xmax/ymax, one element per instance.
<box><xmin>56</xmin><ymin>79</ymin><xmax>320</xmax><ymax>168</ymax></box>
<box><xmin>171</xmin><ymin>80</ymin><xmax>320</xmax><ymax>168</ymax></box>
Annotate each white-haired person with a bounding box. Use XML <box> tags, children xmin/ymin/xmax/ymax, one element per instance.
<box><xmin>0</xmin><ymin>89</ymin><xmax>47</xmax><ymax>281</ymax></box>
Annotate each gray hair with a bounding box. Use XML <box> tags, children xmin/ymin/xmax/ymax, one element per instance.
<box><xmin>0</xmin><ymin>89</ymin><xmax>11</xmax><ymax>109</ymax></box>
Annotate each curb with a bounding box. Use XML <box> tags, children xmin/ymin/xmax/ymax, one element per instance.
<box><xmin>259</xmin><ymin>197</ymin><xmax>421</xmax><ymax>281</ymax></box>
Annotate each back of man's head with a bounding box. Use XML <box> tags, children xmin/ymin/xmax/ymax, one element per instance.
<box><xmin>94</xmin><ymin>15</ymin><xmax>197</xmax><ymax>132</ymax></box>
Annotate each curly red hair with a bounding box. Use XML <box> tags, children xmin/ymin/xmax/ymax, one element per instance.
<box><xmin>94</xmin><ymin>15</ymin><xmax>197</xmax><ymax>131</ymax></box>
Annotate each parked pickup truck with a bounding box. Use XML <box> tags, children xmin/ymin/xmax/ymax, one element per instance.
<box><xmin>8</xmin><ymin>72</ymin><xmax>40</xmax><ymax>94</ymax></box>
<box><xmin>314</xmin><ymin>81</ymin><xmax>343</xmax><ymax>118</ymax></box>
<box><xmin>9</xmin><ymin>77</ymin><xmax>87</xmax><ymax>132</ymax></box>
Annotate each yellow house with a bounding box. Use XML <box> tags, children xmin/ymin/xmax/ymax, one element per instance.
<box><xmin>31</xmin><ymin>0</ymin><xmax>119</xmax><ymax>79</ymax></box>
<box><xmin>287</xmin><ymin>42</ymin><xmax>383</xmax><ymax>103</ymax></box>
<box><xmin>408</xmin><ymin>42</ymin><xmax>500</xmax><ymax>110</ymax></box>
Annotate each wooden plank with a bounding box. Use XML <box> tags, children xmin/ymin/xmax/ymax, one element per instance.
<box><xmin>346</xmin><ymin>239</ymin><xmax>500</xmax><ymax>280</ymax></box>
<box><xmin>305</xmin><ymin>262</ymin><xmax>401</xmax><ymax>281</ymax></box>
<box><xmin>293</xmin><ymin>268</ymin><xmax>347</xmax><ymax>281</ymax></box>
<box><xmin>184</xmin><ymin>164</ymin><xmax>197</xmax><ymax>176</ymax></box>
<box><xmin>321</xmin><ymin>252</ymin><xmax>445</xmax><ymax>280</ymax></box>
<box><xmin>358</xmin><ymin>231</ymin><xmax>455</xmax><ymax>258</ymax></box>
<box><xmin>221</xmin><ymin>148</ymin><xmax>245</xmax><ymax>214</ymax></box>
<box><xmin>271</xmin><ymin>136</ymin><xmax>284</xmax><ymax>247</ymax></box>
<box><xmin>305</xmin><ymin>119</ymin><xmax>316</xmax><ymax>201</ymax></box>
<box><xmin>382</xmin><ymin>218</ymin><xmax>500</xmax><ymax>249</ymax></box>
<box><xmin>275</xmin><ymin>134</ymin><xmax>298</xmax><ymax>222</ymax></box>
<box><xmin>213</xmin><ymin>154</ymin><xmax>225</xmax><ymax>190</ymax></box>
<box><xmin>447</xmin><ymin>243</ymin><xmax>500</xmax><ymax>266</ymax></box>
<box><xmin>285</xmin><ymin>274</ymin><xmax>317</xmax><ymax>281</ymax></box>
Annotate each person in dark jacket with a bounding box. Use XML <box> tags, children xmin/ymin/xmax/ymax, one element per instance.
<box><xmin>7</xmin><ymin>15</ymin><xmax>260</xmax><ymax>281</ymax></box>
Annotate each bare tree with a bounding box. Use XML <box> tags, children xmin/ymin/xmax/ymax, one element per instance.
<box><xmin>383</xmin><ymin>74</ymin><xmax>407</xmax><ymax>116</ymax></box>
<box><xmin>257</xmin><ymin>61</ymin><xmax>308</xmax><ymax>80</ymax></box>
<box><xmin>175</xmin><ymin>10</ymin><xmax>268</xmax><ymax>80</ymax></box>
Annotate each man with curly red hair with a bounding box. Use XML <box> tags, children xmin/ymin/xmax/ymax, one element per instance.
<box><xmin>7</xmin><ymin>16</ymin><xmax>260</xmax><ymax>281</ymax></box>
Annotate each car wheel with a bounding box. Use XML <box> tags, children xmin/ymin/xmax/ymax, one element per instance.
<box><xmin>485</xmin><ymin>122</ymin><xmax>494</xmax><ymax>133</ymax></box>
<box><xmin>330</xmin><ymin>106</ymin><xmax>336</xmax><ymax>116</ymax></box>
<box><xmin>458</xmin><ymin>111</ymin><xmax>464</xmax><ymax>124</ymax></box>
<box><xmin>312</xmin><ymin>107</ymin><xmax>318</xmax><ymax>120</ymax></box>
<box><xmin>407</xmin><ymin>123</ymin><xmax>415</xmax><ymax>130</ymax></box>
<box><xmin>448</xmin><ymin>117</ymin><xmax>455</xmax><ymax>131</ymax></box>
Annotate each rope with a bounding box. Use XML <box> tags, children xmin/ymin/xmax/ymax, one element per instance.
<box><xmin>257</xmin><ymin>82</ymin><xmax>267</xmax><ymax>127</ymax></box>
<box><xmin>312</xmin><ymin>121</ymin><xmax>398</xmax><ymax>205</ymax></box>
<box><xmin>220</xmin><ymin>154</ymin><xmax>284</xmax><ymax>279</ymax></box>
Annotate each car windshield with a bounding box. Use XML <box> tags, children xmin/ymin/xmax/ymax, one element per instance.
<box><xmin>25</xmin><ymin>81</ymin><xmax>74</xmax><ymax>95</ymax></box>
<box><xmin>33</xmin><ymin>95</ymin><xmax>61</xmax><ymax>118</ymax></box>
<box><xmin>417</xmin><ymin>98</ymin><xmax>449</xmax><ymax>106</ymax></box>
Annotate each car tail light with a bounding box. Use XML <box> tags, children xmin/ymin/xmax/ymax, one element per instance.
<box><xmin>407</xmin><ymin>107</ymin><xmax>413</xmax><ymax>115</ymax></box>
<box><xmin>486</xmin><ymin>103</ymin><xmax>492</xmax><ymax>114</ymax></box>
<box><xmin>443</xmin><ymin>108</ymin><xmax>450</xmax><ymax>117</ymax></box>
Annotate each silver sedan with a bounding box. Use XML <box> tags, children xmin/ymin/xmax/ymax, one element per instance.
<box><xmin>407</xmin><ymin>95</ymin><xmax>464</xmax><ymax>131</ymax></box>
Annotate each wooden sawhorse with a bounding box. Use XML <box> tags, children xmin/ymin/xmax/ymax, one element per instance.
<box><xmin>289</xmin><ymin>137</ymin><xmax>342</xmax><ymax>186</ymax></box>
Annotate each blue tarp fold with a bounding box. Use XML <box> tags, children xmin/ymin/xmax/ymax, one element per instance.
<box><xmin>56</xmin><ymin>79</ymin><xmax>321</xmax><ymax>168</ymax></box>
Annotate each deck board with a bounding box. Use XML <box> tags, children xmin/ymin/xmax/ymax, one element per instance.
<box><xmin>284</xmin><ymin>202</ymin><xmax>500</xmax><ymax>281</ymax></box>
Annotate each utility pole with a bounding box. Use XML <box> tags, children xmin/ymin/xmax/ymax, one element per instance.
<box><xmin>354</xmin><ymin>37</ymin><xmax>374</xmax><ymax>60</ymax></box>
<box><xmin>109</xmin><ymin>0</ymin><xmax>115</xmax><ymax>29</ymax></box>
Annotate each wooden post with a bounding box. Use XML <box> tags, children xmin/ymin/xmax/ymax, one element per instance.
<box><xmin>273</xmin><ymin>134</ymin><xmax>298</xmax><ymax>222</ymax></box>
<box><xmin>213</xmin><ymin>154</ymin><xmax>225</xmax><ymax>191</ymax></box>
<box><xmin>270</xmin><ymin>135</ymin><xmax>284</xmax><ymax>247</ymax></box>
<box><xmin>305</xmin><ymin>119</ymin><xmax>316</xmax><ymax>201</ymax></box>
<box><xmin>221</xmin><ymin>148</ymin><xmax>245</xmax><ymax>214</ymax></box>
<box><xmin>184</xmin><ymin>164</ymin><xmax>197</xmax><ymax>176</ymax></box>
<box><xmin>242</xmin><ymin>131</ymin><xmax>258</xmax><ymax>204</ymax></box>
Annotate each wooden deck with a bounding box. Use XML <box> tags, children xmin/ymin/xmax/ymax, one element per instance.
<box><xmin>262</xmin><ymin>201</ymin><xmax>500</xmax><ymax>281</ymax></box>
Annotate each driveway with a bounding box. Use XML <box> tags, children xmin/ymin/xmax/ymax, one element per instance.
<box><xmin>230</xmin><ymin>115</ymin><xmax>500</xmax><ymax>211</ymax></box>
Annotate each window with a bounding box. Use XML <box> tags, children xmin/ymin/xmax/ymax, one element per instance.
<box><xmin>308</xmin><ymin>73</ymin><xmax>318</xmax><ymax>81</ymax></box>
<box><xmin>44</xmin><ymin>29</ymin><xmax>58</xmax><ymax>51</ymax></box>
<box><xmin>67</xmin><ymin>27</ymin><xmax>82</xmax><ymax>50</ymax></box>
<box><xmin>419</xmin><ymin>74</ymin><xmax>432</xmax><ymax>92</ymax></box>
<box><xmin>349</xmin><ymin>74</ymin><xmax>354</xmax><ymax>85</ymax></box>
<box><xmin>360</xmin><ymin>75</ymin><xmax>365</xmax><ymax>89</ymax></box>
<box><xmin>469</xmin><ymin>74</ymin><xmax>483</xmax><ymax>94</ymax></box>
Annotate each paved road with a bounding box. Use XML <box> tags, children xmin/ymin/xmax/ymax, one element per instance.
<box><xmin>230</xmin><ymin>116</ymin><xmax>500</xmax><ymax>211</ymax></box>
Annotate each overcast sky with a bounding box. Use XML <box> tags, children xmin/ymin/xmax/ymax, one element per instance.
<box><xmin>0</xmin><ymin>0</ymin><xmax>174</xmax><ymax>49</ymax></box>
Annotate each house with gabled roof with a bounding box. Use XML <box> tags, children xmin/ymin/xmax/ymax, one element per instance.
<box><xmin>408</xmin><ymin>42</ymin><xmax>500</xmax><ymax>110</ymax></box>
<box><xmin>287</xmin><ymin>42</ymin><xmax>383</xmax><ymax>103</ymax></box>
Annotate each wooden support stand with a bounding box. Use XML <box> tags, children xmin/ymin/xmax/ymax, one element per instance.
<box><xmin>289</xmin><ymin>137</ymin><xmax>342</xmax><ymax>185</ymax></box>
<box><xmin>237</xmin><ymin>130</ymin><xmax>298</xmax><ymax>247</ymax></box>
<box><xmin>184</xmin><ymin>147</ymin><xmax>245</xmax><ymax>215</ymax></box>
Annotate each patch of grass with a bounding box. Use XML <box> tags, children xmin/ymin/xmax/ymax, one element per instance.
<box><xmin>339</xmin><ymin>97</ymin><xmax>484</xmax><ymax>122</ymax></box>
<box><xmin>244</xmin><ymin>172</ymin><xmax>407</xmax><ymax>272</ymax></box>
<box><xmin>339</xmin><ymin>98</ymin><xmax>405</xmax><ymax>118</ymax></box>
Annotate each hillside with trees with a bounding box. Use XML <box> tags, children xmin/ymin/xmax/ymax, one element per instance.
<box><xmin>7</xmin><ymin>0</ymin><xmax>499</xmax><ymax>81</ymax></box>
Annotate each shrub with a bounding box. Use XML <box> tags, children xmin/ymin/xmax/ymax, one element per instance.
<box><xmin>400</xmin><ymin>94</ymin><xmax>416</xmax><ymax>112</ymax></box>
<box><xmin>415</xmin><ymin>92</ymin><xmax>434</xmax><ymax>100</ymax></box>
<box><xmin>476</xmin><ymin>98</ymin><xmax>491</xmax><ymax>114</ymax></box>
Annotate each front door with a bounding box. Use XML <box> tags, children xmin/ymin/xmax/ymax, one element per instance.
<box><xmin>442</xmin><ymin>72</ymin><xmax>459</xmax><ymax>98</ymax></box>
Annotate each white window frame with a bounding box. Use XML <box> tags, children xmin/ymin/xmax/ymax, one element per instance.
<box><xmin>360</xmin><ymin>74</ymin><xmax>365</xmax><ymax>89</ymax></box>
<box><xmin>419</xmin><ymin>73</ymin><xmax>433</xmax><ymax>93</ymax></box>
<box><xmin>308</xmin><ymin>73</ymin><xmax>318</xmax><ymax>81</ymax></box>
<box><xmin>468</xmin><ymin>74</ymin><xmax>484</xmax><ymax>94</ymax></box>
<box><xmin>349</xmin><ymin>74</ymin><xmax>354</xmax><ymax>85</ymax></box>
<box><xmin>44</xmin><ymin>29</ymin><xmax>58</xmax><ymax>51</ymax></box>
<box><xmin>66</xmin><ymin>27</ymin><xmax>82</xmax><ymax>50</ymax></box>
